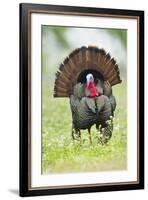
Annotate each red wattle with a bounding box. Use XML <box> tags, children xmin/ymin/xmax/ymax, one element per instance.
<box><xmin>87</xmin><ymin>80</ymin><xmax>99</xmax><ymax>97</ymax></box>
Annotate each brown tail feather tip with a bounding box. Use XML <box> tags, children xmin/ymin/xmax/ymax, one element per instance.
<box><xmin>54</xmin><ymin>92</ymin><xmax>69</xmax><ymax>97</ymax></box>
<box><xmin>111</xmin><ymin>78</ymin><xmax>122</xmax><ymax>86</ymax></box>
<box><xmin>69</xmin><ymin>48</ymin><xmax>81</xmax><ymax>58</ymax></box>
<box><xmin>110</xmin><ymin>58</ymin><xmax>116</xmax><ymax>65</ymax></box>
<box><xmin>105</xmin><ymin>53</ymin><xmax>111</xmax><ymax>60</ymax></box>
<box><xmin>98</xmin><ymin>48</ymin><xmax>106</xmax><ymax>56</ymax></box>
<box><xmin>59</xmin><ymin>63</ymin><xmax>64</xmax><ymax>71</ymax></box>
<box><xmin>54</xmin><ymin>46</ymin><xmax>122</xmax><ymax>97</ymax></box>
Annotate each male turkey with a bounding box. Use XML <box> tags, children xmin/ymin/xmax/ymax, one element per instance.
<box><xmin>54</xmin><ymin>46</ymin><xmax>121</xmax><ymax>144</ymax></box>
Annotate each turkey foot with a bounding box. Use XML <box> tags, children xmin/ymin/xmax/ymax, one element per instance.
<box><xmin>72</xmin><ymin>128</ymin><xmax>81</xmax><ymax>142</ymax></box>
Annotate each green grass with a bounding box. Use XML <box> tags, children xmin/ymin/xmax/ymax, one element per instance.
<box><xmin>42</xmin><ymin>83</ymin><xmax>127</xmax><ymax>174</ymax></box>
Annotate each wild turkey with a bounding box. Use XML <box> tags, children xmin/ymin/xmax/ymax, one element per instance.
<box><xmin>53</xmin><ymin>46</ymin><xmax>121</xmax><ymax>144</ymax></box>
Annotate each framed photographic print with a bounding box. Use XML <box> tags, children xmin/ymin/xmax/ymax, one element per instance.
<box><xmin>19</xmin><ymin>3</ymin><xmax>144</xmax><ymax>197</ymax></box>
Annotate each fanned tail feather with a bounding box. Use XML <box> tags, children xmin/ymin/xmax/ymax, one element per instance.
<box><xmin>54</xmin><ymin>46</ymin><xmax>122</xmax><ymax>97</ymax></box>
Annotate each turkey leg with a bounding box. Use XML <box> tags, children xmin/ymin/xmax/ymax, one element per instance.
<box><xmin>88</xmin><ymin>127</ymin><xmax>92</xmax><ymax>145</ymax></box>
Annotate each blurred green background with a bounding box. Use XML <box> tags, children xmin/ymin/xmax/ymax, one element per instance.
<box><xmin>41</xmin><ymin>26</ymin><xmax>127</xmax><ymax>174</ymax></box>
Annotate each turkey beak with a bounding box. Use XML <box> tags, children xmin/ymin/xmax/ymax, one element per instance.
<box><xmin>86</xmin><ymin>77</ymin><xmax>90</xmax><ymax>87</ymax></box>
<box><xmin>87</xmin><ymin>76</ymin><xmax>93</xmax><ymax>87</ymax></box>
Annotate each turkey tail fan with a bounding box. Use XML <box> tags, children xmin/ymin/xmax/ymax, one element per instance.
<box><xmin>54</xmin><ymin>46</ymin><xmax>122</xmax><ymax>97</ymax></box>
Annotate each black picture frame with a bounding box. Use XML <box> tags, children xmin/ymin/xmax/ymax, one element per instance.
<box><xmin>19</xmin><ymin>3</ymin><xmax>144</xmax><ymax>197</ymax></box>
